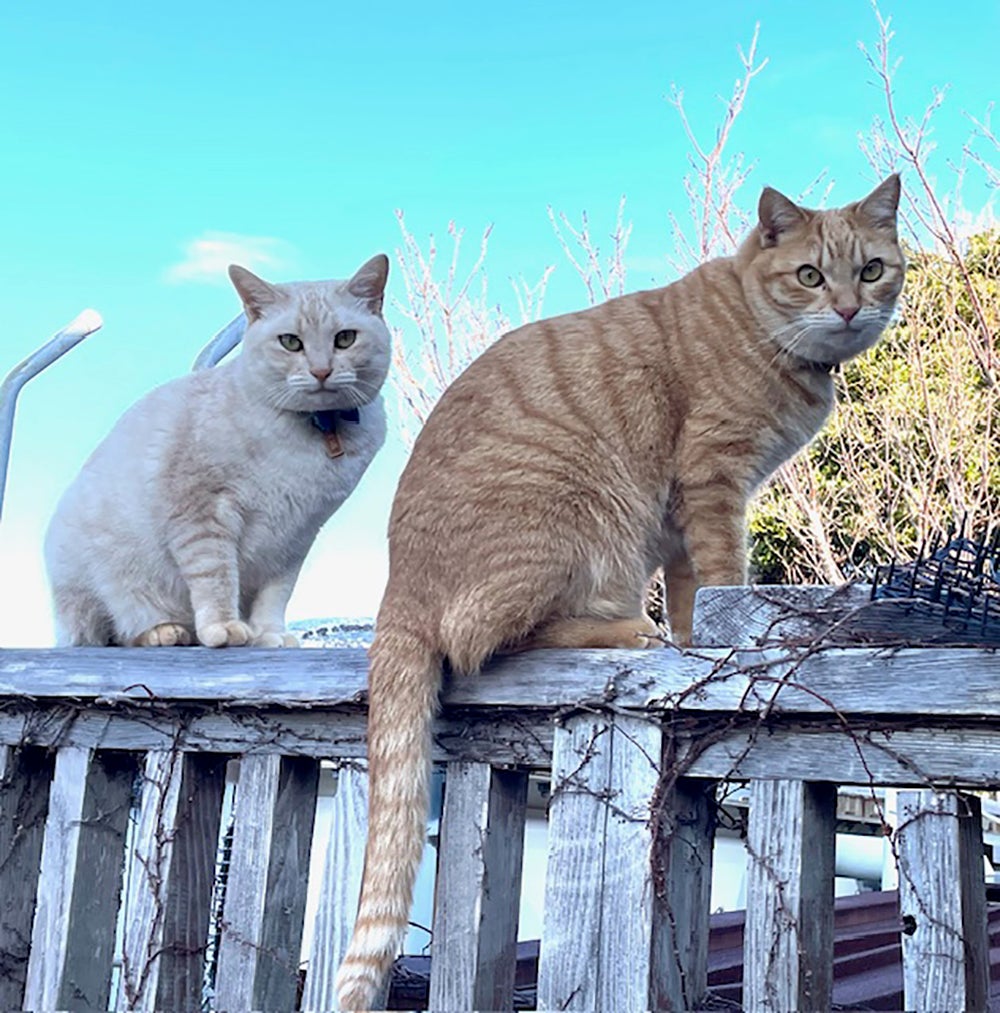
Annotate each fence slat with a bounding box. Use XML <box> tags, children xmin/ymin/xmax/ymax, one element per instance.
<box><xmin>651</xmin><ymin>776</ymin><xmax>716</xmax><ymax>1011</ymax></box>
<box><xmin>119</xmin><ymin>750</ymin><xmax>226</xmax><ymax>1012</ymax></box>
<box><xmin>898</xmin><ymin>790</ymin><xmax>989</xmax><ymax>1012</ymax></box>
<box><xmin>745</xmin><ymin>778</ymin><xmax>836</xmax><ymax>1012</ymax></box>
<box><xmin>537</xmin><ymin>715</ymin><xmax>611</xmax><ymax>1010</ymax></box>
<box><xmin>429</xmin><ymin>761</ymin><xmax>528</xmax><ymax>1012</ymax></box>
<box><xmin>597</xmin><ymin>714</ymin><xmax>663</xmax><ymax>1011</ymax></box>
<box><xmin>538</xmin><ymin>714</ymin><xmax>666</xmax><ymax>1010</ymax></box>
<box><xmin>215</xmin><ymin>754</ymin><xmax>319</xmax><ymax>1011</ymax></box>
<box><xmin>25</xmin><ymin>748</ymin><xmax>135</xmax><ymax>1009</ymax></box>
<box><xmin>0</xmin><ymin>745</ymin><xmax>54</xmax><ymax>1010</ymax></box>
<box><xmin>302</xmin><ymin>761</ymin><xmax>370</xmax><ymax>1012</ymax></box>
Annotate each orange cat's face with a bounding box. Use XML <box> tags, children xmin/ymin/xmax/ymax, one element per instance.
<box><xmin>742</xmin><ymin>175</ymin><xmax>905</xmax><ymax>365</ymax></box>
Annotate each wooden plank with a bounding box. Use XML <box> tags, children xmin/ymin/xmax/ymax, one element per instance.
<box><xmin>54</xmin><ymin>751</ymin><xmax>136</xmax><ymax>1009</ymax></box>
<box><xmin>118</xmin><ymin>750</ymin><xmax>227</xmax><ymax>1011</ymax></box>
<box><xmin>429</xmin><ymin>762</ymin><xmax>528</xmax><ymax>1012</ymax></box>
<box><xmin>0</xmin><ymin>745</ymin><xmax>54</xmax><ymax>1011</ymax></box>
<box><xmin>24</xmin><ymin>747</ymin><xmax>92</xmax><ymax>1010</ymax></box>
<box><xmin>6</xmin><ymin>705</ymin><xmax>1000</xmax><ymax>788</ymax></box>
<box><xmin>537</xmin><ymin>715</ymin><xmax>612</xmax><ymax>1011</ymax></box>
<box><xmin>678</xmin><ymin>722</ymin><xmax>1000</xmax><ymax>787</ymax></box>
<box><xmin>898</xmin><ymin>790</ymin><xmax>990</xmax><ymax>1012</ymax></box>
<box><xmin>693</xmin><ymin>583</ymin><xmax>872</xmax><ymax>646</ymax></box>
<box><xmin>5</xmin><ymin>645</ymin><xmax>1000</xmax><ymax>721</ymax></box>
<box><xmin>301</xmin><ymin>761</ymin><xmax>370</xmax><ymax>1013</ymax></box>
<box><xmin>650</xmin><ymin>776</ymin><xmax>716</xmax><ymax>1011</ymax></box>
<box><xmin>744</xmin><ymin>779</ymin><xmax>836</xmax><ymax>1011</ymax></box>
<box><xmin>214</xmin><ymin>754</ymin><xmax>320</xmax><ymax>1011</ymax></box>
<box><xmin>597</xmin><ymin>715</ymin><xmax>662</xmax><ymax>1011</ymax></box>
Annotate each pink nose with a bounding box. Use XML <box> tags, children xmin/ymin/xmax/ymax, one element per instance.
<box><xmin>835</xmin><ymin>306</ymin><xmax>859</xmax><ymax>322</ymax></box>
<box><xmin>311</xmin><ymin>367</ymin><xmax>332</xmax><ymax>383</ymax></box>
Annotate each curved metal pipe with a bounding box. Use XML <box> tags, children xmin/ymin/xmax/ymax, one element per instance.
<box><xmin>0</xmin><ymin>309</ymin><xmax>103</xmax><ymax>520</ymax></box>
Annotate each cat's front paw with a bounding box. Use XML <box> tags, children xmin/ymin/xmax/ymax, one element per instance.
<box><xmin>198</xmin><ymin>620</ymin><xmax>253</xmax><ymax>648</ymax></box>
<box><xmin>251</xmin><ymin>631</ymin><xmax>300</xmax><ymax>648</ymax></box>
<box><xmin>132</xmin><ymin>623</ymin><xmax>194</xmax><ymax>647</ymax></box>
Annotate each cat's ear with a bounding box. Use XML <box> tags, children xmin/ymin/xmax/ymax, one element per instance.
<box><xmin>347</xmin><ymin>254</ymin><xmax>390</xmax><ymax>314</ymax></box>
<box><xmin>757</xmin><ymin>187</ymin><xmax>809</xmax><ymax>248</ymax></box>
<box><xmin>228</xmin><ymin>265</ymin><xmax>283</xmax><ymax>322</ymax></box>
<box><xmin>855</xmin><ymin>173</ymin><xmax>901</xmax><ymax>230</ymax></box>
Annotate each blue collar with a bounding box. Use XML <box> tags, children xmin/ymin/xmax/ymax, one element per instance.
<box><xmin>308</xmin><ymin>407</ymin><xmax>361</xmax><ymax>433</ymax></box>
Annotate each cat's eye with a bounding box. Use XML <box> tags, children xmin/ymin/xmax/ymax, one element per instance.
<box><xmin>796</xmin><ymin>265</ymin><xmax>824</xmax><ymax>288</ymax></box>
<box><xmin>860</xmin><ymin>258</ymin><xmax>884</xmax><ymax>282</ymax></box>
<box><xmin>278</xmin><ymin>333</ymin><xmax>303</xmax><ymax>352</ymax></box>
<box><xmin>334</xmin><ymin>329</ymin><xmax>357</xmax><ymax>349</ymax></box>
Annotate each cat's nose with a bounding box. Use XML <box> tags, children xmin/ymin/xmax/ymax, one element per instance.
<box><xmin>311</xmin><ymin>366</ymin><xmax>332</xmax><ymax>383</ymax></box>
<box><xmin>835</xmin><ymin>305</ymin><xmax>860</xmax><ymax>322</ymax></box>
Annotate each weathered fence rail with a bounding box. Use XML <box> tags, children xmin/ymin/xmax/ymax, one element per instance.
<box><xmin>0</xmin><ymin>585</ymin><xmax>998</xmax><ymax>1011</ymax></box>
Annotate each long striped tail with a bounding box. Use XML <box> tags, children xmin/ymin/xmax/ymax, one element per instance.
<box><xmin>335</xmin><ymin>624</ymin><xmax>442</xmax><ymax>1010</ymax></box>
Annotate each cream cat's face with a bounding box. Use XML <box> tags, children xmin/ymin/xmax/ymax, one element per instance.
<box><xmin>744</xmin><ymin>175</ymin><xmax>904</xmax><ymax>365</ymax></box>
<box><xmin>229</xmin><ymin>255</ymin><xmax>392</xmax><ymax>413</ymax></box>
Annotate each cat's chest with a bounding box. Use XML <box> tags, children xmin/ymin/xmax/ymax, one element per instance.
<box><xmin>243</xmin><ymin>400</ymin><xmax>385</xmax><ymax>516</ymax></box>
<box><xmin>752</xmin><ymin>373</ymin><xmax>833</xmax><ymax>481</ymax></box>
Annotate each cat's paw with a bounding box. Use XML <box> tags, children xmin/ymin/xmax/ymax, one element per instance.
<box><xmin>251</xmin><ymin>631</ymin><xmax>300</xmax><ymax>648</ymax></box>
<box><xmin>132</xmin><ymin>623</ymin><xmax>194</xmax><ymax>647</ymax></box>
<box><xmin>198</xmin><ymin>620</ymin><xmax>253</xmax><ymax>648</ymax></box>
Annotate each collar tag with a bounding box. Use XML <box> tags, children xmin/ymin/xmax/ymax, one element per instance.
<box><xmin>308</xmin><ymin>408</ymin><xmax>359</xmax><ymax>459</ymax></box>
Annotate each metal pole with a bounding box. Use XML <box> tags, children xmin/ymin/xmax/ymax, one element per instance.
<box><xmin>0</xmin><ymin>309</ymin><xmax>103</xmax><ymax>521</ymax></box>
<box><xmin>192</xmin><ymin>313</ymin><xmax>246</xmax><ymax>371</ymax></box>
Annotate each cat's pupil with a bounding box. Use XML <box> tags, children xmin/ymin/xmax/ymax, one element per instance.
<box><xmin>278</xmin><ymin>333</ymin><xmax>303</xmax><ymax>352</ymax></box>
<box><xmin>796</xmin><ymin>264</ymin><xmax>824</xmax><ymax>288</ymax></box>
<box><xmin>861</xmin><ymin>258</ymin><xmax>884</xmax><ymax>282</ymax></box>
<box><xmin>335</xmin><ymin>329</ymin><xmax>357</xmax><ymax>349</ymax></box>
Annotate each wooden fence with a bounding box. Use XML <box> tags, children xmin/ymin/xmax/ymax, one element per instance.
<box><xmin>1</xmin><ymin>585</ymin><xmax>998</xmax><ymax>1011</ymax></box>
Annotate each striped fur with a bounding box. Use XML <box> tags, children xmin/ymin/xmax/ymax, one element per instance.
<box><xmin>336</xmin><ymin>177</ymin><xmax>904</xmax><ymax>1009</ymax></box>
<box><xmin>45</xmin><ymin>255</ymin><xmax>391</xmax><ymax>647</ymax></box>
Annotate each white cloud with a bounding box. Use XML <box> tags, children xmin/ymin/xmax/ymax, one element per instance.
<box><xmin>165</xmin><ymin>231</ymin><xmax>295</xmax><ymax>284</ymax></box>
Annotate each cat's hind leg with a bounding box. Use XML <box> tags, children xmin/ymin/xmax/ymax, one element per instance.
<box><xmin>517</xmin><ymin>613</ymin><xmax>663</xmax><ymax>650</ymax></box>
<box><xmin>52</xmin><ymin>585</ymin><xmax>114</xmax><ymax>647</ymax></box>
<box><xmin>131</xmin><ymin>623</ymin><xmax>194</xmax><ymax>647</ymax></box>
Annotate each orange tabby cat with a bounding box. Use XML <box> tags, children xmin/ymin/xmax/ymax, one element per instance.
<box><xmin>336</xmin><ymin>176</ymin><xmax>903</xmax><ymax>1009</ymax></box>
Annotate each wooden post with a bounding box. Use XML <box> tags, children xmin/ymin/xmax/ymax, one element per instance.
<box><xmin>24</xmin><ymin>748</ymin><xmax>137</xmax><ymax>1011</ymax></box>
<box><xmin>744</xmin><ymin>778</ymin><xmax>836</xmax><ymax>1012</ymax></box>
<box><xmin>214</xmin><ymin>754</ymin><xmax>319</xmax><ymax>1011</ymax></box>
<box><xmin>537</xmin><ymin>713</ymin><xmax>664</xmax><ymax>1011</ymax></box>
<box><xmin>0</xmin><ymin>746</ymin><xmax>55</xmax><ymax>1010</ymax></box>
<box><xmin>429</xmin><ymin>762</ymin><xmax>528</xmax><ymax>1012</ymax></box>
<box><xmin>650</xmin><ymin>776</ymin><xmax>716</xmax><ymax>1011</ymax></box>
<box><xmin>301</xmin><ymin>760</ymin><xmax>370</xmax><ymax>1012</ymax></box>
<box><xmin>118</xmin><ymin>750</ymin><xmax>227</xmax><ymax>1012</ymax></box>
<box><xmin>897</xmin><ymin>790</ymin><xmax>989</xmax><ymax>1013</ymax></box>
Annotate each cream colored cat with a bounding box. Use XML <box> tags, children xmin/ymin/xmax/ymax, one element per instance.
<box><xmin>335</xmin><ymin>177</ymin><xmax>904</xmax><ymax>1009</ymax></box>
<box><xmin>45</xmin><ymin>255</ymin><xmax>390</xmax><ymax>648</ymax></box>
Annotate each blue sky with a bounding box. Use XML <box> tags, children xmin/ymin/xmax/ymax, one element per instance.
<box><xmin>1</xmin><ymin>0</ymin><xmax>996</xmax><ymax>645</ymax></box>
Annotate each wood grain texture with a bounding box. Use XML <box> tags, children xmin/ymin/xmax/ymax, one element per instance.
<box><xmin>0</xmin><ymin>745</ymin><xmax>54</xmax><ymax>1011</ymax></box>
<box><xmin>537</xmin><ymin>715</ymin><xmax>612</xmax><ymax>1011</ymax></box>
<box><xmin>693</xmin><ymin>583</ymin><xmax>872</xmax><ymax>647</ymax></box>
<box><xmin>24</xmin><ymin>747</ymin><xmax>92</xmax><ymax>1011</ymax></box>
<box><xmin>301</xmin><ymin>761</ymin><xmax>371</xmax><ymax>1013</ymax></box>
<box><xmin>898</xmin><ymin>790</ymin><xmax>990</xmax><ymax>1012</ymax></box>
<box><xmin>118</xmin><ymin>750</ymin><xmax>226</xmax><ymax>1012</ymax></box>
<box><xmin>5</xmin><ymin>643</ymin><xmax>1000</xmax><ymax>719</ymax></box>
<box><xmin>214</xmin><ymin>754</ymin><xmax>319</xmax><ymax>1011</ymax></box>
<box><xmin>429</xmin><ymin>762</ymin><xmax>528</xmax><ymax>1012</ymax></box>
<box><xmin>744</xmin><ymin>779</ymin><xmax>836</xmax><ymax>1012</ymax></box>
<box><xmin>597</xmin><ymin>715</ymin><xmax>662</xmax><ymax>1012</ymax></box>
<box><xmin>650</xmin><ymin>776</ymin><xmax>716</xmax><ymax>1011</ymax></box>
<box><xmin>56</xmin><ymin>751</ymin><xmax>137</xmax><ymax>1010</ymax></box>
